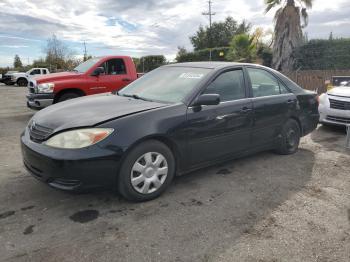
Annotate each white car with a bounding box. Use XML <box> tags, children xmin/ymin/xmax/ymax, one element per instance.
<box><xmin>10</xmin><ymin>68</ymin><xmax>50</xmax><ymax>86</ymax></box>
<box><xmin>319</xmin><ymin>81</ymin><xmax>350</xmax><ymax>126</ymax></box>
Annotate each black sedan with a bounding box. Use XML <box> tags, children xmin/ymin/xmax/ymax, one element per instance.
<box><xmin>21</xmin><ymin>62</ymin><xmax>319</xmax><ymax>201</ymax></box>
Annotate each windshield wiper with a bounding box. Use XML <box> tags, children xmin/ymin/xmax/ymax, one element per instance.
<box><xmin>118</xmin><ymin>93</ymin><xmax>153</xmax><ymax>102</ymax></box>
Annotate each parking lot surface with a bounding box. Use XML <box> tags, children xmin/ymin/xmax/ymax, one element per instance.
<box><xmin>0</xmin><ymin>84</ymin><xmax>349</xmax><ymax>262</ymax></box>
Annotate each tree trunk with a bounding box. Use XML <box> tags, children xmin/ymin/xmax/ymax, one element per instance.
<box><xmin>272</xmin><ymin>1</ymin><xmax>302</xmax><ymax>71</ymax></box>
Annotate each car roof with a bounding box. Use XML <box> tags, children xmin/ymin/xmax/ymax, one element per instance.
<box><xmin>166</xmin><ymin>61</ymin><xmax>266</xmax><ymax>70</ymax></box>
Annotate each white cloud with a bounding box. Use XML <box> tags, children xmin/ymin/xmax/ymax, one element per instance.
<box><xmin>0</xmin><ymin>0</ymin><xmax>349</xmax><ymax>67</ymax></box>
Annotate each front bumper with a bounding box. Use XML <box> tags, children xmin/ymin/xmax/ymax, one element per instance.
<box><xmin>26</xmin><ymin>93</ymin><xmax>54</xmax><ymax>110</ymax></box>
<box><xmin>319</xmin><ymin>101</ymin><xmax>350</xmax><ymax>126</ymax></box>
<box><xmin>21</xmin><ymin>128</ymin><xmax>124</xmax><ymax>191</ymax></box>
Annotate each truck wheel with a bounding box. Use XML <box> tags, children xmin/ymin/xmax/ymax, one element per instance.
<box><xmin>118</xmin><ymin>140</ymin><xmax>175</xmax><ymax>202</ymax></box>
<box><xmin>57</xmin><ymin>92</ymin><xmax>80</xmax><ymax>103</ymax></box>
<box><xmin>4</xmin><ymin>80</ymin><xmax>14</xmax><ymax>86</ymax></box>
<box><xmin>17</xmin><ymin>78</ymin><xmax>28</xmax><ymax>86</ymax></box>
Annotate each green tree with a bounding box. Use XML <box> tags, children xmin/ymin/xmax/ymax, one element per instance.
<box><xmin>13</xmin><ymin>54</ymin><xmax>23</xmax><ymax>68</ymax></box>
<box><xmin>265</xmin><ymin>0</ymin><xmax>313</xmax><ymax>71</ymax></box>
<box><xmin>137</xmin><ymin>55</ymin><xmax>166</xmax><ymax>72</ymax></box>
<box><xmin>226</xmin><ymin>34</ymin><xmax>256</xmax><ymax>63</ymax></box>
<box><xmin>175</xmin><ymin>46</ymin><xmax>188</xmax><ymax>62</ymax></box>
<box><xmin>190</xmin><ymin>17</ymin><xmax>251</xmax><ymax>51</ymax></box>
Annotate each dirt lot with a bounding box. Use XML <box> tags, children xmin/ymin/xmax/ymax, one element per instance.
<box><xmin>0</xmin><ymin>84</ymin><xmax>349</xmax><ymax>262</ymax></box>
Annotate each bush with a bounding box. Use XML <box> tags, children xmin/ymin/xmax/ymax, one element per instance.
<box><xmin>295</xmin><ymin>38</ymin><xmax>350</xmax><ymax>70</ymax></box>
<box><xmin>135</xmin><ymin>55</ymin><xmax>166</xmax><ymax>72</ymax></box>
<box><xmin>176</xmin><ymin>47</ymin><xmax>230</xmax><ymax>62</ymax></box>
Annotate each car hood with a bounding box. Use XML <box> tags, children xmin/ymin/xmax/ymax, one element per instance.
<box><xmin>32</xmin><ymin>94</ymin><xmax>166</xmax><ymax>133</ymax></box>
<box><xmin>34</xmin><ymin>72</ymin><xmax>80</xmax><ymax>83</ymax></box>
<box><xmin>328</xmin><ymin>86</ymin><xmax>350</xmax><ymax>97</ymax></box>
<box><xmin>12</xmin><ymin>72</ymin><xmax>26</xmax><ymax>77</ymax></box>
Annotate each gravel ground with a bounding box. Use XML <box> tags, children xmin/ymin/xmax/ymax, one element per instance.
<box><xmin>0</xmin><ymin>84</ymin><xmax>349</xmax><ymax>262</ymax></box>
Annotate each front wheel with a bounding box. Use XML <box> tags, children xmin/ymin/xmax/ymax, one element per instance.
<box><xmin>57</xmin><ymin>92</ymin><xmax>80</xmax><ymax>103</ymax></box>
<box><xmin>274</xmin><ymin>119</ymin><xmax>301</xmax><ymax>155</ymax></box>
<box><xmin>118</xmin><ymin>140</ymin><xmax>175</xmax><ymax>202</ymax></box>
<box><xmin>17</xmin><ymin>78</ymin><xmax>28</xmax><ymax>86</ymax></box>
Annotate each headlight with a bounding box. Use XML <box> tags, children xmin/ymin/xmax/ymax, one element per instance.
<box><xmin>37</xmin><ymin>83</ymin><xmax>55</xmax><ymax>93</ymax></box>
<box><xmin>318</xmin><ymin>93</ymin><xmax>328</xmax><ymax>105</ymax></box>
<box><xmin>45</xmin><ymin>128</ymin><xmax>114</xmax><ymax>149</ymax></box>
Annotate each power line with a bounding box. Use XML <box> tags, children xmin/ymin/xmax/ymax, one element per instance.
<box><xmin>202</xmin><ymin>0</ymin><xmax>216</xmax><ymax>61</ymax></box>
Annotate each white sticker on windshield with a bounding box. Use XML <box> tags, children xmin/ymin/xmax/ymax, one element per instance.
<box><xmin>179</xmin><ymin>73</ymin><xmax>204</xmax><ymax>79</ymax></box>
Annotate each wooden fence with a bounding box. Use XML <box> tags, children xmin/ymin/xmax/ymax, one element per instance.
<box><xmin>282</xmin><ymin>70</ymin><xmax>350</xmax><ymax>94</ymax></box>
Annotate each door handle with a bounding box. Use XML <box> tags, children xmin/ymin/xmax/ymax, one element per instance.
<box><xmin>287</xmin><ymin>99</ymin><xmax>296</xmax><ymax>104</ymax></box>
<box><xmin>240</xmin><ymin>107</ymin><xmax>253</xmax><ymax>113</ymax></box>
<box><xmin>122</xmin><ymin>78</ymin><xmax>131</xmax><ymax>82</ymax></box>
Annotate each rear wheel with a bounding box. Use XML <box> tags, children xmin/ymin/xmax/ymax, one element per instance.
<box><xmin>275</xmin><ymin>119</ymin><xmax>301</xmax><ymax>155</ymax></box>
<box><xmin>4</xmin><ymin>80</ymin><xmax>14</xmax><ymax>86</ymax></box>
<box><xmin>57</xmin><ymin>92</ymin><xmax>81</xmax><ymax>103</ymax></box>
<box><xmin>118</xmin><ymin>140</ymin><xmax>175</xmax><ymax>202</ymax></box>
<box><xmin>17</xmin><ymin>78</ymin><xmax>28</xmax><ymax>86</ymax></box>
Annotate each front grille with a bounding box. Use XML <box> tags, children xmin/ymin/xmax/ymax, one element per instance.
<box><xmin>29</xmin><ymin>121</ymin><xmax>53</xmax><ymax>143</ymax></box>
<box><xmin>329</xmin><ymin>98</ymin><xmax>350</xmax><ymax>110</ymax></box>
<box><xmin>50</xmin><ymin>179</ymin><xmax>81</xmax><ymax>188</ymax></box>
<box><xmin>24</xmin><ymin>161</ymin><xmax>43</xmax><ymax>178</ymax></box>
<box><xmin>326</xmin><ymin>115</ymin><xmax>350</xmax><ymax>124</ymax></box>
<box><xmin>29</xmin><ymin>81</ymin><xmax>35</xmax><ymax>93</ymax></box>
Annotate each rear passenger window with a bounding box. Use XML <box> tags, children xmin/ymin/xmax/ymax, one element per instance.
<box><xmin>247</xmin><ymin>68</ymin><xmax>289</xmax><ymax>97</ymax></box>
<box><xmin>100</xmin><ymin>59</ymin><xmax>127</xmax><ymax>75</ymax></box>
<box><xmin>203</xmin><ymin>70</ymin><xmax>245</xmax><ymax>102</ymax></box>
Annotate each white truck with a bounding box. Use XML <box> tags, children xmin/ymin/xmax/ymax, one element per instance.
<box><xmin>10</xmin><ymin>68</ymin><xmax>50</xmax><ymax>86</ymax></box>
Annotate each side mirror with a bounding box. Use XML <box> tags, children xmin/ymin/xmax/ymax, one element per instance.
<box><xmin>91</xmin><ymin>67</ymin><xmax>105</xmax><ymax>76</ymax></box>
<box><xmin>193</xmin><ymin>94</ymin><xmax>220</xmax><ymax>107</ymax></box>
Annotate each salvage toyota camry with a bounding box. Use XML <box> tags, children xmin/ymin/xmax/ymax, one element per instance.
<box><xmin>21</xmin><ymin>62</ymin><xmax>319</xmax><ymax>201</ymax></box>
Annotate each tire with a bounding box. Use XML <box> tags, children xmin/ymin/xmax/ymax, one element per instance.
<box><xmin>118</xmin><ymin>140</ymin><xmax>175</xmax><ymax>202</ymax></box>
<box><xmin>57</xmin><ymin>92</ymin><xmax>80</xmax><ymax>103</ymax></box>
<box><xmin>4</xmin><ymin>80</ymin><xmax>14</xmax><ymax>86</ymax></box>
<box><xmin>274</xmin><ymin>119</ymin><xmax>301</xmax><ymax>155</ymax></box>
<box><xmin>17</xmin><ymin>78</ymin><xmax>28</xmax><ymax>87</ymax></box>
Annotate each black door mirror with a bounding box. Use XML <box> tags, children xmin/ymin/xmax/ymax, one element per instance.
<box><xmin>193</xmin><ymin>94</ymin><xmax>220</xmax><ymax>106</ymax></box>
<box><xmin>91</xmin><ymin>67</ymin><xmax>105</xmax><ymax>76</ymax></box>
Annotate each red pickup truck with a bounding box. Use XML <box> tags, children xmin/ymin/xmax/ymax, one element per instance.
<box><xmin>27</xmin><ymin>56</ymin><xmax>138</xmax><ymax>109</ymax></box>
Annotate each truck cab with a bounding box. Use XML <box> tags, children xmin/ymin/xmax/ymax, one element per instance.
<box><xmin>26</xmin><ymin>56</ymin><xmax>138</xmax><ymax>109</ymax></box>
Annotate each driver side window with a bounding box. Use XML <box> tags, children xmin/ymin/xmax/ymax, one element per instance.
<box><xmin>203</xmin><ymin>70</ymin><xmax>246</xmax><ymax>102</ymax></box>
<box><xmin>100</xmin><ymin>59</ymin><xmax>127</xmax><ymax>75</ymax></box>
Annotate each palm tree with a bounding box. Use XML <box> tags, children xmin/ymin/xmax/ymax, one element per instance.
<box><xmin>227</xmin><ymin>33</ymin><xmax>257</xmax><ymax>63</ymax></box>
<box><xmin>265</xmin><ymin>0</ymin><xmax>313</xmax><ymax>71</ymax></box>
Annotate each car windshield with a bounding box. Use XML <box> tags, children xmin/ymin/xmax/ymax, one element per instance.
<box><xmin>118</xmin><ymin>67</ymin><xmax>211</xmax><ymax>103</ymax></box>
<box><xmin>73</xmin><ymin>58</ymin><xmax>100</xmax><ymax>73</ymax></box>
<box><xmin>340</xmin><ymin>81</ymin><xmax>350</xmax><ymax>87</ymax></box>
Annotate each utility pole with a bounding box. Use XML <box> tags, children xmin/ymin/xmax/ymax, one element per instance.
<box><xmin>83</xmin><ymin>41</ymin><xmax>87</xmax><ymax>61</ymax></box>
<box><xmin>202</xmin><ymin>0</ymin><xmax>215</xmax><ymax>61</ymax></box>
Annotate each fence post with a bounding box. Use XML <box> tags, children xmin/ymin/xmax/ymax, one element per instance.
<box><xmin>346</xmin><ymin>124</ymin><xmax>350</xmax><ymax>149</ymax></box>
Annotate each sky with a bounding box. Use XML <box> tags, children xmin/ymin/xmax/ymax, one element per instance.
<box><xmin>0</xmin><ymin>0</ymin><xmax>349</xmax><ymax>67</ymax></box>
